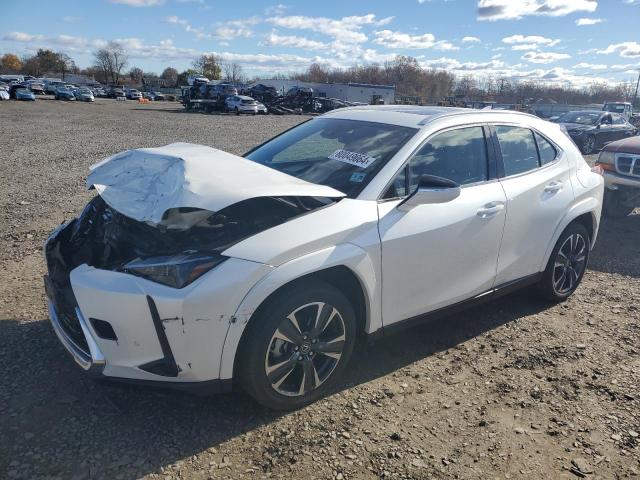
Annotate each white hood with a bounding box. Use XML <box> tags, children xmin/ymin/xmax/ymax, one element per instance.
<box><xmin>87</xmin><ymin>142</ymin><xmax>345</xmax><ymax>224</ymax></box>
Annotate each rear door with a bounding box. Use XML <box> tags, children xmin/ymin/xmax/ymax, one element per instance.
<box><xmin>492</xmin><ymin>125</ymin><xmax>574</xmax><ymax>285</ymax></box>
<box><xmin>611</xmin><ymin>114</ymin><xmax>635</xmax><ymax>142</ymax></box>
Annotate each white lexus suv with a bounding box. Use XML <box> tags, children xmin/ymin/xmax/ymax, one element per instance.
<box><xmin>44</xmin><ymin>106</ymin><xmax>604</xmax><ymax>410</ymax></box>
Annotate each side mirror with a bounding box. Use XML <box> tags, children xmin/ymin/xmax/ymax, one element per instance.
<box><xmin>398</xmin><ymin>175</ymin><xmax>461</xmax><ymax>211</ymax></box>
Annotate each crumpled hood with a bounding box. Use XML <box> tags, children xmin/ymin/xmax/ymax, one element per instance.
<box><xmin>87</xmin><ymin>142</ymin><xmax>345</xmax><ymax>224</ymax></box>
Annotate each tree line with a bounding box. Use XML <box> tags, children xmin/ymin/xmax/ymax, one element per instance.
<box><xmin>1</xmin><ymin>45</ymin><xmax>637</xmax><ymax>106</ymax></box>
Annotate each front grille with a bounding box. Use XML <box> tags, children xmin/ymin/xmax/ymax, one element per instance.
<box><xmin>616</xmin><ymin>154</ymin><xmax>640</xmax><ymax>178</ymax></box>
<box><xmin>44</xmin><ymin>274</ymin><xmax>89</xmax><ymax>355</ymax></box>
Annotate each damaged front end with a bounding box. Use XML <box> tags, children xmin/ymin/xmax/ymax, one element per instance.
<box><xmin>45</xmin><ymin>194</ymin><xmax>332</xmax><ymax>354</ymax></box>
<box><xmin>44</xmin><ymin>143</ymin><xmax>344</xmax><ymax>383</ymax></box>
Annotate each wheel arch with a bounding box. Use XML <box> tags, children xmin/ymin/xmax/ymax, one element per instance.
<box><xmin>539</xmin><ymin>198</ymin><xmax>600</xmax><ymax>272</ymax></box>
<box><xmin>218</xmin><ymin>244</ymin><xmax>380</xmax><ymax>381</ymax></box>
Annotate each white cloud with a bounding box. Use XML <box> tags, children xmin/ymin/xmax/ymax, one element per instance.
<box><xmin>373</xmin><ymin>30</ymin><xmax>458</xmax><ymax>50</ymax></box>
<box><xmin>109</xmin><ymin>0</ymin><xmax>164</xmax><ymax>6</ymax></box>
<box><xmin>3</xmin><ymin>31</ymin><xmax>107</xmax><ymax>51</ymax></box>
<box><xmin>266</xmin><ymin>14</ymin><xmax>393</xmax><ymax>45</ymax></box>
<box><xmin>575</xmin><ymin>17</ymin><xmax>603</xmax><ymax>25</ymax></box>
<box><xmin>462</xmin><ymin>36</ymin><xmax>481</xmax><ymax>43</ymax></box>
<box><xmin>522</xmin><ymin>51</ymin><xmax>571</xmax><ymax>63</ymax></box>
<box><xmin>573</xmin><ymin>62</ymin><xmax>607</xmax><ymax>69</ymax></box>
<box><xmin>165</xmin><ymin>16</ymin><xmax>211</xmax><ymax>39</ymax></box>
<box><xmin>512</xmin><ymin>44</ymin><xmax>542</xmax><ymax>51</ymax></box>
<box><xmin>478</xmin><ymin>0</ymin><xmax>597</xmax><ymax>21</ymax></box>
<box><xmin>502</xmin><ymin>34</ymin><xmax>560</xmax><ymax>46</ymax></box>
<box><xmin>264</xmin><ymin>4</ymin><xmax>289</xmax><ymax>15</ymax></box>
<box><xmin>214</xmin><ymin>17</ymin><xmax>260</xmax><ymax>40</ymax></box>
<box><xmin>260</xmin><ymin>32</ymin><xmax>328</xmax><ymax>51</ymax></box>
<box><xmin>596</xmin><ymin>42</ymin><xmax>640</xmax><ymax>58</ymax></box>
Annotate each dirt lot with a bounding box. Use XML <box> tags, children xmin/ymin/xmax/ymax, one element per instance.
<box><xmin>0</xmin><ymin>99</ymin><xmax>638</xmax><ymax>480</ymax></box>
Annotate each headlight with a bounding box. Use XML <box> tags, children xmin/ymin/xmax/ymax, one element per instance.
<box><xmin>122</xmin><ymin>252</ymin><xmax>227</xmax><ymax>288</ymax></box>
<box><xmin>597</xmin><ymin>150</ymin><xmax>615</xmax><ymax>165</ymax></box>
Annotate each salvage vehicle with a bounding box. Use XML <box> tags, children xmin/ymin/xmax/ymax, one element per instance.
<box><xmin>14</xmin><ymin>87</ymin><xmax>36</xmax><ymax>101</ymax></box>
<box><xmin>150</xmin><ymin>91</ymin><xmax>165</xmax><ymax>101</ymax></box>
<box><xmin>0</xmin><ymin>85</ymin><xmax>9</xmax><ymax>101</ymax></box>
<box><xmin>27</xmin><ymin>81</ymin><xmax>46</xmax><ymax>95</ymax></box>
<box><xmin>44</xmin><ymin>107</ymin><xmax>603</xmax><ymax>410</ymax></box>
<box><xmin>75</xmin><ymin>87</ymin><xmax>95</xmax><ymax>102</ymax></box>
<box><xmin>553</xmin><ymin>110</ymin><xmax>637</xmax><ymax>154</ymax></box>
<box><xmin>594</xmin><ymin>135</ymin><xmax>640</xmax><ymax>217</ymax></box>
<box><xmin>247</xmin><ymin>83</ymin><xmax>279</xmax><ymax>103</ymax></box>
<box><xmin>55</xmin><ymin>86</ymin><xmax>76</xmax><ymax>101</ymax></box>
<box><xmin>126</xmin><ymin>89</ymin><xmax>142</xmax><ymax>100</ymax></box>
<box><xmin>225</xmin><ymin>95</ymin><xmax>267</xmax><ymax>114</ymax></box>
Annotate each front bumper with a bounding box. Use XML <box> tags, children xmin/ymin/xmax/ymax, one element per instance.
<box><xmin>603</xmin><ymin>170</ymin><xmax>640</xmax><ymax>190</ymax></box>
<box><xmin>45</xmin><ymin>259</ymin><xmax>272</xmax><ymax>388</ymax></box>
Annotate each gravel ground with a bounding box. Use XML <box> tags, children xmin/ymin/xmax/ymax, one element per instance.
<box><xmin>0</xmin><ymin>98</ymin><xmax>638</xmax><ymax>480</ymax></box>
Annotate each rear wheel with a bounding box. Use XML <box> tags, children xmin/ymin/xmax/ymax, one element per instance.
<box><xmin>238</xmin><ymin>279</ymin><xmax>356</xmax><ymax>410</ymax></box>
<box><xmin>581</xmin><ymin>135</ymin><xmax>596</xmax><ymax>155</ymax></box>
<box><xmin>538</xmin><ymin>223</ymin><xmax>590</xmax><ymax>301</ymax></box>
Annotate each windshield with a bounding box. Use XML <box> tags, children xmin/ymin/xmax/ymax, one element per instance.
<box><xmin>604</xmin><ymin>104</ymin><xmax>626</xmax><ymax>113</ymax></box>
<box><xmin>558</xmin><ymin>112</ymin><xmax>600</xmax><ymax>125</ymax></box>
<box><xmin>245</xmin><ymin>118</ymin><xmax>418</xmax><ymax>198</ymax></box>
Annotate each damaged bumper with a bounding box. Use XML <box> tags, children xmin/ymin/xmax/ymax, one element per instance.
<box><xmin>45</xmin><ymin>230</ymin><xmax>272</xmax><ymax>389</ymax></box>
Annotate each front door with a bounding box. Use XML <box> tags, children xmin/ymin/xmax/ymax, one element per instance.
<box><xmin>378</xmin><ymin>125</ymin><xmax>507</xmax><ymax>326</ymax></box>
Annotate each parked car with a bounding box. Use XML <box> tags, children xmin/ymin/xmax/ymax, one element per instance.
<box><xmin>27</xmin><ymin>81</ymin><xmax>46</xmax><ymax>95</ymax></box>
<box><xmin>0</xmin><ymin>88</ymin><xmax>9</xmax><ymax>101</ymax></box>
<box><xmin>150</xmin><ymin>91</ymin><xmax>165</xmax><ymax>101</ymax></box>
<box><xmin>15</xmin><ymin>87</ymin><xmax>36</xmax><ymax>101</ymax></box>
<box><xmin>44</xmin><ymin>80</ymin><xmax>65</xmax><ymax>94</ymax></box>
<box><xmin>55</xmin><ymin>86</ymin><xmax>76</xmax><ymax>101</ymax></box>
<box><xmin>126</xmin><ymin>89</ymin><xmax>142</xmax><ymax>100</ymax></box>
<box><xmin>594</xmin><ymin>135</ymin><xmax>640</xmax><ymax>217</ymax></box>
<box><xmin>74</xmin><ymin>87</ymin><xmax>95</xmax><ymax>102</ymax></box>
<box><xmin>43</xmin><ymin>107</ymin><xmax>603</xmax><ymax>410</ymax></box>
<box><xmin>9</xmin><ymin>84</ymin><xmax>36</xmax><ymax>100</ymax></box>
<box><xmin>108</xmin><ymin>86</ymin><xmax>126</xmax><ymax>99</ymax></box>
<box><xmin>553</xmin><ymin>110</ymin><xmax>637</xmax><ymax>154</ymax></box>
<box><xmin>225</xmin><ymin>95</ymin><xmax>268</xmax><ymax>114</ymax></box>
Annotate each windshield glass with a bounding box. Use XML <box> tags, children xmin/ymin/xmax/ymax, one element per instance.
<box><xmin>604</xmin><ymin>104</ymin><xmax>626</xmax><ymax>113</ymax></box>
<box><xmin>245</xmin><ymin>118</ymin><xmax>418</xmax><ymax>198</ymax></box>
<box><xmin>558</xmin><ymin>112</ymin><xmax>600</xmax><ymax>125</ymax></box>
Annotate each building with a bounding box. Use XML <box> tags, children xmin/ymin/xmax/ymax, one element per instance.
<box><xmin>252</xmin><ymin>79</ymin><xmax>395</xmax><ymax>105</ymax></box>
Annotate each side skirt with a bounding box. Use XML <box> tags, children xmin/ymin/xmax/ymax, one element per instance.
<box><xmin>368</xmin><ymin>273</ymin><xmax>542</xmax><ymax>343</ymax></box>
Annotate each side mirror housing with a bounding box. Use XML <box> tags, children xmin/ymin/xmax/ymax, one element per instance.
<box><xmin>398</xmin><ymin>175</ymin><xmax>461</xmax><ymax>211</ymax></box>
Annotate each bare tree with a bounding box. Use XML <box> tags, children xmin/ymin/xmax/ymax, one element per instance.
<box><xmin>93</xmin><ymin>42</ymin><xmax>128</xmax><ymax>85</ymax></box>
<box><xmin>222</xmin><ymin>62</ymin><xmax>245</xmax><ymax>83</ymax></box>
<box><xmin>129</xmin><ymin>66</ymin><xmax>144</xmax><ymax>83</ymax></box>
<box><xmin>161</xmin><ymin>67</ymin><xmax>178</xmax><ymax>87</ymax></box>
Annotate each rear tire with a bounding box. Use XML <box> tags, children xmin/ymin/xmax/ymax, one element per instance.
<box><xmin>238</xmin><ymin>279</ymin><xmax>357</xmax><ymax>410</ymax></box>
<box><xmin>581</xmin><ymin>135</ymin><xmax>596</xmax><ymax>155</ymax></box>
<box><xmin>538</xmin><ymin>223</ymin><xmax>590</xmax><ymax>302</ymax></box>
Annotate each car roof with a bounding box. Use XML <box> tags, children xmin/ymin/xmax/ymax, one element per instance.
<box><xmin>320</xmin><ymin>105</ymin><xmax>540</xmax><ymax>129</ymax></box>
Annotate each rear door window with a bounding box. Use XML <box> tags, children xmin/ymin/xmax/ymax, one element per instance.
<box><xmin>534</xmin><ymin>132</ymin><xmax>557</xmax><ymax>165</ymax></box>
<box><xmin>495</xmin><ymin>126</ymin><xmax>540</xmax><ymax>176</ymax></box>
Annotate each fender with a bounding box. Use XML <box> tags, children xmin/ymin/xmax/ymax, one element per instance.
<box><xmin>218</xmin><ymin>243</ymin><xmax>380</xmax><ymax>380</ymax></box>
<box><xmin>538</xmin><ymin>196</ymin><xmax>601</xmax><ymax>272</ymax></box>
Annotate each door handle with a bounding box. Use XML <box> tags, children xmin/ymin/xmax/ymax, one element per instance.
<box><xmin>544</xmin><ymin>181</ymin><xmax>563</xmax><ymax>193</ymax></box>
<box><xmin>477</xmin><ymin>202</ymin><xmax>505</xmax><ymax>218</ymax></box>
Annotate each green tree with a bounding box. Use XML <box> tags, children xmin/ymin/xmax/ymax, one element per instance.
<box><xmin>192</xmin><ymin>54</ymin><xmax>221</xmax><ymax>80</ymax></box>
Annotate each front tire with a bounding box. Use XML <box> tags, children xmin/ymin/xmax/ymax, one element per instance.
<box><xmin>538</xmin><ymin>223</ymin><xmax>590</xmax><ymax>301</ymax></box>
<box><xmin>238</xmin><ymin>279</ymin><xmax>357</xmax><ymax>410</ymax></box>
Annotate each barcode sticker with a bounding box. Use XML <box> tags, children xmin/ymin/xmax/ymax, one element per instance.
<box><xmin>328</xmin><ymin>149</ymin><xmax>376</xmax><ymax>169</ymax></box>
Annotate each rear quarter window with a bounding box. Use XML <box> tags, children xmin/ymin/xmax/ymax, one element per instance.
<box><xmin>495</xmin><ymin>126</ymin><xmax>540</xmax><ymax>176</ymax></box>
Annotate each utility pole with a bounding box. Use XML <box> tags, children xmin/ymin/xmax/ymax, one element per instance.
<box><xmin>633</xmin><ymin>69</ymin><xmax>640</xmax><ymax>109</ymax></box>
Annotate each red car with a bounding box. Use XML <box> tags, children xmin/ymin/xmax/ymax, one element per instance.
<box><xmin>595</xmin><ymin>135</ymin><xmax>640</xmax><ymax>217</ymax></box>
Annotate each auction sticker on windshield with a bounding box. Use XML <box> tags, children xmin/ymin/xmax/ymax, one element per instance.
<box><xmin>328</xmin><ymin>149</ymin><xmax>376</xmax><ymax>169</ymax></box>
